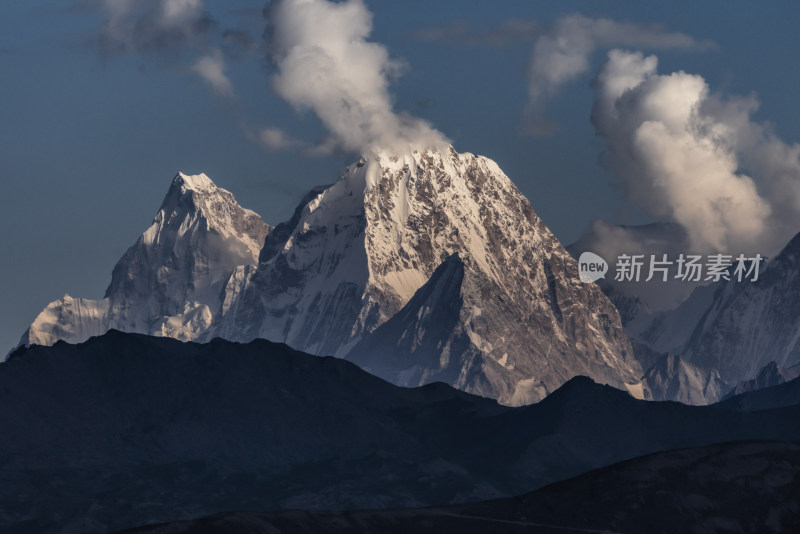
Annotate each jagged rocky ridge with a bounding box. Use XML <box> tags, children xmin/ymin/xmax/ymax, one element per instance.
<box><xmin>16</xmin><ymin>147</ymin><xmax>644</xmax><ymax>404</ymax></box>
<box><xmin>640</xmin><ymin>354</ymin><xmax>727</xmax><ymax>405</ymax></box>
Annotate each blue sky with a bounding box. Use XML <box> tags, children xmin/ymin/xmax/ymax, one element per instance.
<box><xmin>2</xmin><ymin>0</ymin><xmax>800</xmax><ymax>350</ymax></box>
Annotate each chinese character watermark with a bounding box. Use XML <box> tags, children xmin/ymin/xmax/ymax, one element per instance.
<box><xmin>577</xmin><ymin>252</ymin><xmax>763</xmax><ymax>283</ymax></box>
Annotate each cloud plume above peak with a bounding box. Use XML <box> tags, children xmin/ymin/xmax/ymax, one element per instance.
<box><xmin>589</xmin><ymin>49</ymin><xmax>800</xmax><ymax>258</ymax></box>
<box><xmin>265</xmin><ymin>0</ymin><xmax>448</xmax><ymax>155</ymax></box>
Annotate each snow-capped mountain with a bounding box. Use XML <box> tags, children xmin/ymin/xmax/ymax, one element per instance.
<box><xmin>214</xmin><ymin>147</ymin><xmax>641</xmax><ymax>403</ymax></box>
<box><xmin>632</xmin><ymin>281</ymin><xmax>726</xmax><ymax>357</ymax></box>
<box><xmin>679</xmin><ymin>233</ymin><xmax>800</xmax><ymax>384</ymax></box>
<box><xmin>611</xmin><ymin>231</ymin><xmax>800</xmax><ymax>400</ymax></box>
<box><xmin>14</xmin><ymin>148</ymin><xmax>642</xmax><ymax>404</ymax></box>
<box><xmin>17</xmin><ymin>173</ymin><xmax>270</xmax><ymax>349</ymax></box>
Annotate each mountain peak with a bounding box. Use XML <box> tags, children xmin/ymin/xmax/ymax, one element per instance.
<box><xmin>335</xmin><ymin>145</ymin><xmax>486</xmax><ymax>195</ymax></box>
<box><xmin>172</xmin><ymin>172</ymin><xmax>217</xmax><ymax>194</ymax></box>
<box><xmin>19</xmin><ymin>170</ymin><xmax>271</xmax><ymax>351</ymax></box>
<box><xmin>363</xmin><ymin>141</ymin><xmax>456</xmax><ymax>161</ymax></box>
<box><xmin>537</xmin><ymin>375</ymin><xmax>632</xmax><ymax>407</ymax></box>
<box><xmin>153</xmin><ymin>172</ymin><xmax>271</xmax><ymax>260</ymax></box>
<box><xmin>770</xmin><ymin>231</ymin><xmax>800</xmax><ymax>268</ymax></box>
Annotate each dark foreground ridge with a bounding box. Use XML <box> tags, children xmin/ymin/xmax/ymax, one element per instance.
<box><xmin>121</xmin><ymin>441</ymin><xmax>800</xmax><ymax>534</ymax></box>
<box><xmin>2</xmin><ymin>331</ymin><xmax>800</xmax><ymax>533</ymax></box>
<box><xmin>716</xmin><ymin>372</ymin><xmax>800</xmax><ymax>412</ymax></box>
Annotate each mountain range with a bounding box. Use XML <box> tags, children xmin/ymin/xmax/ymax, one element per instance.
<box><xmin>12</xmin><ymin>147</ymin><xmax>800</xmax><ymax>405</ymax></box>
<box><xmin>6</xmin><ymin>146</ymin><xmax>800</xmax><ymax>532</ymax></box>
<box><xmin>14</xmin><ymin>148</ymin><xmax>641</xmax><ymax>404</ymax></box>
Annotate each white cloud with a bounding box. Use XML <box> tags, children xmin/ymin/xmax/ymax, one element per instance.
<box><xmin>191</xmin><ymin>49</ymin><xmax>235</xmax><ymax>99</ymax></box>
<box><xmin>702</xmin><ymin>94</ymin><xmax>800</xmax><ymax>251</ymax></box>
<box><xmin>257</xmin><ymin>127</ymin><xmax>304</xmax><ymax>151</ymax></box>
<box><xmin>238</xmin><ymin>122</ymin><xmax>306</xmax><ymax>152</ymax></box>
<box><xmin>98</xmin><ymin>0</ymin><xmax>210</xmax><ymax>53</ymax></box>
<box><xmin>265</xmin><ymin>0</ymin><xmax>448</xmax><ymax>155</ymax></box>
<box><xmin>97</xmin><ymin>0</ymin><xmax>239</xmax><ymax>100</ymax></box>
<box><xmin>526</xmin><ymin>15</ymin><xmax>710</xmax><ymax>118</ymax></box>
<box><xmin>159</xmin><ymin>0</ymin><xmax>203</xmax><ymax>28</ymax></box>
<box><xmin>589</xmin><ymin>49</ymin><xmax>800</xmax><ymax>257</ymax></box>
